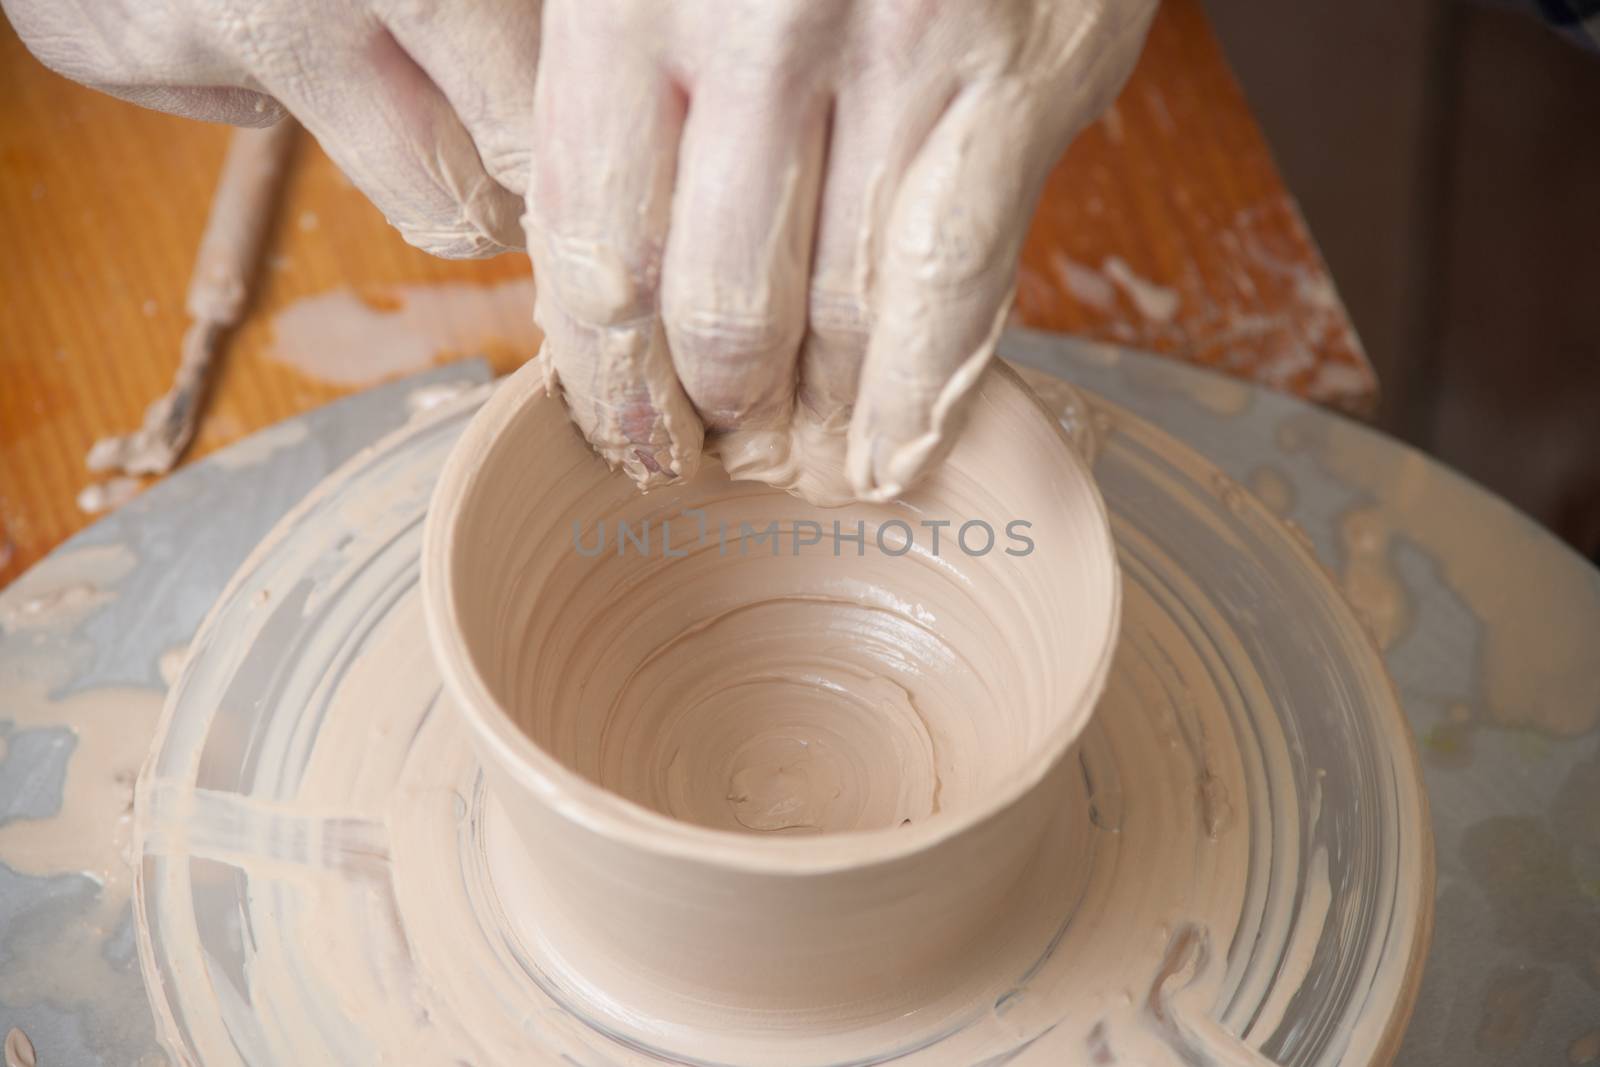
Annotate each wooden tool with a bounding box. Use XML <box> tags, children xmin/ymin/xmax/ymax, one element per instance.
<box><xmin>86</xmin><ymin>120</ymin><xmax>297</xmax><ymax>476</ymax></box>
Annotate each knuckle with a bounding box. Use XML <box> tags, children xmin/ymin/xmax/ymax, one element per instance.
<box><xmin>796</xmin><ymin>289</ymin><xmax>868</xmax><ymax>421</ymax></box>
<box><xmin>883</xmin><ymin>170</ymin><xmax>1025</xmax><ymax>291</ymax></box>
<box><xmin>806</xmin><ymin>289</ymin><xmax>869</xmax><ymax>351</ymax></box>
<box><xmin>884</xmin><ymin>217</ymin><xmax>1002</xmax><ymax>290</ymax></box>
<box><xmin>667</xmin><ymin>307</ymin><xmax>801</xmax><ymax>426</ymax></box>
<box><xmin>528</xmin><ymin>227</ymin><xmax>657</xmax><ymax>327</ymax></box>
<box><xmin>665</xmin><ymin>298</ymin><xmax>803</xmax><ymax>363</ymax></box>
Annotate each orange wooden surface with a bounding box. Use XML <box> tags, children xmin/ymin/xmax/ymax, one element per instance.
<box><xmin>1017</xmin><ymin>0</ymin><xmax>1372</xmax><ymax>409</ymax></box>
<box><xmin>0</xmin><ymin>0</ymin><xmax>1370</xmax><ymax>589</ymax></box>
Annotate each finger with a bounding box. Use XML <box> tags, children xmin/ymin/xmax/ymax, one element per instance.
<box><xmin>525</xmin><ymin>1</ymin><xmax>702</xmax><ymax>487</ymax></box>
<box><xmin>846</xmin><ymin>82</ymin><xmax>1047</xmax><ymax>501</ymax></box>
<box><xmin>377</xmin><ymin>0</ymin><xmax>539</xmax><ymax>197</ymax></box>
<box><xmin>797</xmin><ymin>68</ymin><xmax>955</xmax><ymax>428</ymax></box>
<box><xmin>661</xmin><ymin>84</ymin><xmax>827</xmax><ymax>434</ymax></box>
<box><xmin>254</xmin><ymin>16</ymin><xmax>523</xmax><ymax>258</ymax></box>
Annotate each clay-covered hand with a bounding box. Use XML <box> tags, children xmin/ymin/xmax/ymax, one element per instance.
<box><xmin>526</xmin><ymin>0</ymin><xmax>1157</xmax><ymax>500</ymax></box>
<box><xmin>2</xmin><ymin>0</ymin><xmax>535</xmax><ymax>258</ymax></box>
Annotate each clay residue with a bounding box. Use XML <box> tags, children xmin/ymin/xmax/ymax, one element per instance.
<box><xmin>1476</xmin><ymin>965</ymin><xmax>1552</xmax><ymax>1052</ymax></box>
<box><xmin>1423</xmin><ymin>702</ymin><xmax>1477</xmax><ymax>769</ymax></box>
<box><xmin>1050</xmin><ymin>252</ymin><xmax>1116</xmax><ymax>312</ymax></box>
<box><xmin>1283</xmin><ymin>414</ymin><xmax>1600</xmax><ymax>737</ymax></box>
<box><xmin>1337</xmin><ymin>507</ymin><xmax>1412</xmax><ymax>650</ymax></box>
<box><xmin>130</xmin><ymin>366</ymin><xmax>1426</xmax><ymax>1066</ymax></box>
<box><xmin>1247</xmin><ymin>847</ymin><xmax>1332</xmax><ymax>1041</ymax></box>
<box><xmin>76</xmin><ymin>476</ymin><xmax>144</xmax><ymax>515</ymax></box>
<box><xmin>3</xmin><ymin>1028</ymin><xmax>35</xmax><ymax>1067</ymax></box>
<box><xmin>1016</xmin><ymin>193</ymin><xmax>1374</xmax><ymax>407</ymax></box>
<box><xmin>1461</xmin><ymin>781</ymin><xmax>1600</xmax><ymax>991</ymax></box>
<box><xmin>406</xmin><ymin>381</ymin><xmax>476</xmax><ymax>418</ymax></box>
<box><xmin>1248</xmin><ymin>466</ymin><xmax>1295</xmax><ymax>517</ymax></box>
<box><xmin>266</xmin><ymin>277</ymin><xmax>539</xmax><ymax>387</ymax></box>
<box><xmin>85</xmin><ymin>122</ymin><xmax>296</xmax><ymax>479</ymax></box>
<box><xmin>0</xmin><ymin>544</ymin><xmax>135</xmax><ymax>634</ymax></box>
<box><xmin>0</xmin><ymin>685</ymin><xmax>164</xmax><ymax>1011</ymax></box>
<box><xmin>158</xmin><ymin>644</ymin><xmax>189</xmax><ymax>687</ymax></box>
<box><xmin>1103</xmin><ymin>256</ymin><xmax>1180</xmax><ymax>324</ymax></box>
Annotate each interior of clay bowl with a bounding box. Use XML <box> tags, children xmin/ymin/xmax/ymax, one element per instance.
<box><xmin>426</xmin><ymin>360</ymin><xmax>1118</xmax><ymax>855</ymax></box>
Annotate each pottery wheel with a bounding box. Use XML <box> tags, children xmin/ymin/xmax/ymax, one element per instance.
<box><xmin>131</xmin><ymin>368</ymin><xmax>1429</xmax><ymax>1066</ymax></box>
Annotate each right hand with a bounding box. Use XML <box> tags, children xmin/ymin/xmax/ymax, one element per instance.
<box><xmin>525</xmin><ymin>0</ymin><xmax>1156</xmax><ymax>501</ymax></box>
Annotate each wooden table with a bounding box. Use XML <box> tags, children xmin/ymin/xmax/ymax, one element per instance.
<box><xmin>0</xmin><ymin>0</ymin><xmax>1371</xmax><ymax>588</ymax></box>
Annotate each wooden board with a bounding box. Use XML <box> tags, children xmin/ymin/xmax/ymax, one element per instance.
<box><xmin>0</xmin><ymin>0</ymin><xmax>1371</xmax><ymax>587</ymax></box>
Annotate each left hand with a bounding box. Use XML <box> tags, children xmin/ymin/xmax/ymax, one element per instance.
<box><xmin>2</xmin><ymin>0</ymin><xmax>539</xmax><ymax>259</ymax></box>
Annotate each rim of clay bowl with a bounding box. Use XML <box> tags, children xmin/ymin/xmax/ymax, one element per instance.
<box><xmin>421</xmin><ymin>359</ymin><xmax>1122</xmax><ymax>875</ymax></box>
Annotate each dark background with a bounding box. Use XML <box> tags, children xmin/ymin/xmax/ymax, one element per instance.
<box><xmin>1207</xmin><ymin>0</ymin><xmax>1600</xmax><ymax>562</ymax></box>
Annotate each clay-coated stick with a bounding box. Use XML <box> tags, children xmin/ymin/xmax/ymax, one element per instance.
<box><xmin>87</xmin><ymin>119</ymin><xmax>297</xmax><ymax>476</ymax></box>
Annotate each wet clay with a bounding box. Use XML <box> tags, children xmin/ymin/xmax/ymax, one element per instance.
<box><xmin>0</xmin><ymin>684</ymin><xmax>161</xmax><ymax>1008</ymax></box>
<box><xmin>87</xmin><ymin>121</ymin><xmax>296</xmax><ymax>478</ymax></box>
<box><xmin>3</xmin><ymin>1028</ymin><xmax>35</xmax><ymax>1067</ymax></box>
<box><xmin>424</xmin><ymin>360</ymin><xmax>1123</xmax><ymax>1053</ymax></box>
<box><xmin>1282</xmin><ymin>414</ymin><xmax>1600</xmax><ymax>737</ymax></box>
<box><xmin>135</xmin><ymin>369</ymin><xmax>1429</xmax><ymax>1066</ymax></box>
<box><xmin>0</xmin><ymin>544</ymin><xmax>169</xmax><ymax>1062</ymax></box>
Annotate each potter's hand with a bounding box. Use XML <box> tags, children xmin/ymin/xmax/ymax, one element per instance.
<box><xmin>2</xmin><ymin>0</ymin><xmax>534</xmax><ymax>258</ymax></box>
<box><xmin>527</xmin><ymin>0</ymin><xmax>1156</xmax><ymax>500</ymax></box>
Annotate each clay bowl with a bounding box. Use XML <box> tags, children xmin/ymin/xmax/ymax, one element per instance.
<box><xmin>421</xmin><ymin>359</ymin><xmax>1119</xmax><ymax>1058</ymax></box>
